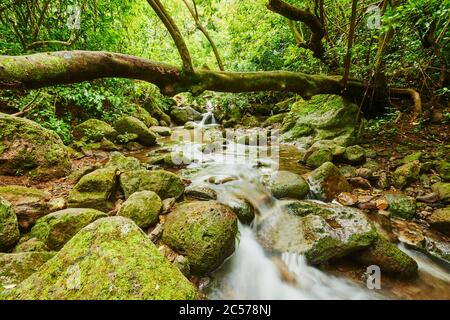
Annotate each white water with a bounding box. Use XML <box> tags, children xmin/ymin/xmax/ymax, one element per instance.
<box><xmin>199</xmin><ymin>101</ymin><xmax>217</xmax><ymax>127</ymax></box>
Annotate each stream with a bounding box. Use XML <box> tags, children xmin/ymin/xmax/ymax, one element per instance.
<box><xmin>131</xmin><ymin>110</ymin><xmax>450</xmax><ymax>300</ymax></box>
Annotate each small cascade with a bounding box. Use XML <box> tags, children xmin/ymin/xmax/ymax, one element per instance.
<box><xmin>199</xmin><ymin>100</ymin><xmax>217</xmax><ymax>126</ymax></box>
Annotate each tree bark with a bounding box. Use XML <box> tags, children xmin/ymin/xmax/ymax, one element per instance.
<box><xmin>267</xmin><ymin>0</ymin><xmax>325</xmax><ymax>58</ymax></box>
<box><xmin>0</xmin><ymin>50</ymin><xmax>370</xmax><ymax>100</ymax></box>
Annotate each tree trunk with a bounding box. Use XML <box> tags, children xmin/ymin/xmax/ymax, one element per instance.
<box><xmin>0</xmin><ymin>50</ymin><xmax>374</xmax><ymax>100</ymax></box>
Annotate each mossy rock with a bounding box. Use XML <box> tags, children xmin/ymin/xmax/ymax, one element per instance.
<box><xmin>170</xmin><ymin>106</ymin><xmax>202</xmax><ymax>125</ymax></box>
<box><xmin>258</xmin><ymin>203</ymin><xmax>377</xmax><ymax>264</ymax></box>
<box><xmin>13</xmin><ymin>238</ymin><xmax>48</xmax><ymax>253</ymax></box>
<box><xmin>29</xmin><ymin>208</ymin><xmax>107</xmax><ymax>250</ymax></box>
<box><xmin>115</xmin><ymin>116</ymin><xmax>157</xmax><ymax>147</ymax></box>
<box><xmin>150</xmin><ymin>126</ymin><xmax>172</xmax><ymax>137</ymax></box>
<box><xmin>120</xmin><ymin>169</ymin><xmax>184</xmax><ymax>200</ymax></box>
<box><xmin>67</xmin><ymin>167</ymin><xmax>118</xmax><ymax>211</ymax></box>
<box><xmin>72</xmin><ymin>119</ymin><xmax>117</xmax><ymax>142</ymax></box>
<box><xmin>280</xmin><ymin>95</ymin><xmax>359</xmax><ymax>149</ymax></box>
<box><xmin>305</xmin><ymin>148</ymin><xmax>333</xmax><ymax>168</ymax></box>
<box><xmin>307</xmin><ymin>162</ymin><xmax>352</xmax><ymax>201</ymax></box>
<box><xmin>239</xmin><ymin>114</ymin><xmax>260</xmax><ymax>127</ymax></box>
<box><xmin>0</xmin><ymin>199</ymin><xmax>20</xmax><ymax>252</ymax></box>
<box><xmin>0</xmin><ymin>251</ymin><xmax>56</xmax><ymax>295</ymax></box>
<box><xmin>427</xmin><ymin>207</ymin><xmax>450</xmax><ymax>236</ymax></box>
<box><xmin>385</xmin><ymin>192</ymin><xmax>416</xmax><ymax>220</ymax></box>
<box><xmin>343</xmin><ymin>145</ymin><xmax>366</xmax><ymax>164</ymax></box>
<box><xmin>392</xmin><ymin>161</ymin><xmax>421</xmax><ymax>189</ymax></box>
<box><xmin>184</xmin><ymin>183</ymin><xmax>217</xmax><ymax>200</ymax></box>
<box><xmin>184</xmin><ymin>121</ymin><xmax>197</xmax><ymax>129</ymax></box>
<box><xmin>355</xmin><ymin>236</ymin><xmax>418</xmax><ymax>279</ymax></box>
<box><xmin>435</xmin><ymin>160</ymin><xmax>450</xmax><ymax>181</ymax></box>
<box><xmin>400</xmin><ymin>151</ymin><xmax>423</xmax><ymax>164</ymax></box>
<box><xmin>105</xmin><ymin>152</ymin><xmax>142</xmax><ymax>172</ymax></box>
<box><xmin>262</xmin><ymin>113</ymin><xmax>287</xmax><ymax>127</ymax></box>
<box><xmin>162</xmin><ymin>201</ymin><xmax>238</xmax><ymax>275</ymax></box>
<box><xmin>5</xmin><ymin>217</ymin><xmax>197</xmax><ymax>299</ymax></box>
<box><xmin>133</xmin><ymin>105</ymin><xmax>159</xmax><ymax>127</ymax></box>
<box><xmin>118</xmin><ymin>191</ymin><xmax>162</xmax><ymax>229</ymax></box>
<box><xmin>0</xmin><ymin>113</ymin><xmax>71</xmax><ymax>180</ymax></box>
<box><xmin>264</xmin><ymin>171</ymin><xmax>310</xmax><ymax>200</ymax></box>
<box><xmin>431</xmin><ymin>182</ymin><xmax>450</xmax><ymax>203</ymax></box>
<box><xmin>0</xmin><ymin>186</ymin><xmax>50</xmax><ymax>231</ymax></box>
<box><xmin>228</xmin><ymin>198</ymin><xmax>255</xmax><ymax>225</ymax></box>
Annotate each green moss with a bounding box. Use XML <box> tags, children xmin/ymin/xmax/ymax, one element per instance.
<box><xmin>115</xmin><ymin>116</ymin><xmax>157</xmax><ymax>147</ymax></box>
<box><xmin>6</xmin><ymin>217</ymin><xmax>197</xmax><ymax>300</ymax></box>
<box><xmin>118</xmin><ymin>191</ymin><xmax>162</xmax><ymax>229</ymax></box>
<box><xmin>13</xmin><ymin>238</ymin><xmax>49</xmax><ymax>253</ymax></box>
<box><xmin>105</xmin><ymin>152</ymin><xmax>142</xmax><ymax>172</ymax></box>
<box><xmin>392</xmin><ymin>161</ymin><xmax>421</xmax><ymax>189</ymax></box>
<box><xmin>29</xmin><ymin>208</ymin><xmax>107</xmax><ymax>250</ymax></box>
<box><xmin>162</xmin><ymin>201</ymin><xmax>237</xmax><ymax>275</ymax></box>
<box><xmin>119</xmin><ymin>169</ymin><xmax>185</xmax><ymax>199</ymax></box>
<box><xmin>0</xmin><ymin>199</ymin><xmax>20</xmax><ymax>252</ymax></box>
<box><xmin>72</xmin><ymin>119</ymin><xmax>117</xmax><ymax>143</ymax></box>
<box><xmin>264</xmin><ymin>170</ymin><xmax>310</xmax><ymax>200</ymax></box>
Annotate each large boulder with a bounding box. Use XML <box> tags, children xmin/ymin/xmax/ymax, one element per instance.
<box><xmin>115</xmin><ymin>116</ymin><xmax>157</xmax><ymax>146</ymax></box>
<box><xmin>264</xmin><ymin>171</ymin><xmax>309</xmax><ymax>200</ymax></box>
<box><xmin>258</xmin><ymin>201</ymin><xmax>377</xmax><ymax>264</ymax></box>
<box><xmin>5</xmin><ymin>217</ymin><xmax>197</xmax><ymax>299</ymax></box>
<box><xmin>0</xmin><ymin>252</ymin><xmax>55</xmax><ymax>294</ymax></box>
<box><xmin>118</xmin><ymin>191</ymin><xmax>162</xmax><ymax>229</ymax></box>
<box><xmin>67</xmin><ymin>167</ymin><xmax>118</xmax><ymax>211</ymax></box>
<box><xmin>0</xmin><ymin>199</ymin><xmax>20</xmax><ymax>252</ymax></box>
<box><xmin>162</xmin><ymin>201</ymin><xmax>238</xmax><ymax>275</ymax></box>
<box><xmin>307</xmin><ymin>162</ymin><xmax>351</xmax><ymax>201</ymax></box>
<box><xmin>0</xmin><ymin>113</ymin><xmax>70</xmax><ymax>180</ymax></box>
<box><xmin>120</xmin><ymin>169</ymin><xmax>184</xmax><ymax>199</ymax></box>
<box><xmin>355</xmin><ymin>236</ymin><xmax>418</xmax><ymax>279</ymax></box>
<box><xmin>133</xmin><ymin>106</ymin><xmax>159</xmax><ymax>127</ymax></box>
<box><xmin>305</xmin><ymin>148</ymin><xmax>333</xmax><ymax>168</ymax></box>
<box><xmin>435</xmin><ymin>160</ymin><xmax>450</xmax><ymax>181</ymax></box>
<box><xmin>427</xmin><ymin>207</ymin><xmax>450</xmax><ymax>236</ymax></box>
<box><xmin>72</xmin><ymin>119</ymin><xmax>117</xmax><ymax>142</ymax></box>
<box><xmin>29</xmin><ymin>208</ymin><xmax>107</xmax><ymax>250</ymax></box>
<box><xmin>170</xmin><ymin>106</ymin><xmax>202</xmax><ymax>125</ymax></box>
<box><xmin>280</xmin><ymin>95</ymin><xmax>359</xmax><ymax>148</ymax></box>
<box><xmin>0</xmin><ymin>186</ymin><xmax>50</xmax><ymax>230</ymax></box>
<box><xmin>392</xmin><ymin>161</ymin><xmax>421</xmax><ymax>189</ymax></box>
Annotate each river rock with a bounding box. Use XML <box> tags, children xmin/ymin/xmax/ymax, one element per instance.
<box><xmin>0</xmin><ymin>251</ymin><xmax>55</xmax><ymax>294</ymax></box>
<box><xmin>115</xmin><ymin>116</ymin><xmax>157</xmax><ymax>146</ymax></box>
<box><xmin>0</xmin><ymin>113</ymin><xmax>71</xmax><ymax>180</ymax></box>
<box><xmin>118</xmin><ymin>191</ymin><xmax>162</xmax><ymax>229</ymax></box>
<box><xmin>184</xmin><ymin>121</ymin><xmax>196</xmax><ymax>129</ymax></box>
<box><xmin>5</xmin><ymin>217</ymin><xmax>197</xmax><ymax>299</ymax></box>
<box><xmin>13</xmin><ymin>238</ymin><xmax>48</xmax><ymax>253</ymax></box>
<box><xmin>280</xmin><ymin>95</ymin><xmax>359</xmax><ymax>149</ymax></box>
<box><xmin>435</xmin><ymin>160</ymin><xmax>450</xmax><ymax>181</ymax></box>
<box><xmin>355</xmin><ymin>236</ymin><xmax>418</xmax><ymax>278</ymax></box>
<box><xmin>343</xmin><ymin>145</ymin><xmax>366</xmax><ymax>164</ymax></box>
<box><xmin>431</xmin><ymin>182</ymin><xmax>450</xmax><ymax>203</ymax></box>
<box><xmin>162</xmin><ymin>201</ymin><xmax>238</xmax><ymax>275</ymax></box>
<box><xmin>307</xmin><ymin>162</ymin><xmax>351</xmax><ymax>201</ymax></box>
<box><xmin>385</xmin><ymin>192</ymin><xmax>416</xmax><ymax>220</ymax></box>
<box><xmin>184</xmin><ymin>183</ymin><xmax>217</xmax><ymax>200</ymax></box>
<box><xmin>0</xmin><ymin>199</ymin><xmax>20</xmax><ymax>252</ymax></box>
<box><xmin>67</xmin><ymin>167</ymin><xmax>118</xmax><ymax>211</ymax></box>
<box><xmin>150</xmin><ymin>126</ymin><xmax>172</xmax><ymax>137</ymax></box>
<box><xmin>401</xmin><ymin>151</ymin><xmax>423</xmax><ymax>164</ymax></box>
<box><xmin>426</xmin><ymin>207</ymin><xmax>450</xmax><ymax>236</ymax></box>
<box><xmin>105</xmin><ymin>152</ymin><xmax>142</xmax><ymax>172</ymax></box>
<box><xmin>392</xmin><ymin>161</ymin><xmax>421</xmax><ymax>189</ymax></box>
<box><xmin>134</xmin><ymin>106</ymin><xmax>159</xmax><ymax>127</ymax></box>
<box><xmin>120</xmin><ymin>169</ymin><xmax>185</xmax><ymax>199</ymax></box>
<box><xmin>171</xmin><ymin>106</ymin><xmax>202</xmax><ymax>125</ymax></box>
<box><xmin>227</xmin><ymin>198</ymin><xmax>255</xmax><ymax>224</ymax></box>
<box><xmin>258</xmin><ymin>203</ymin><xmax>377</xmax><ymax>264</ymax></box>
<box><xmin>72</xmin><ymin>119</ymin><xmax>117</xmax><ymax>142</ymax></box>
<box><xmin>0</xmin><ymin>186</ymin><xmax>50</xmax><ymax>231</ymax></box>
<box><xmin>264</xmin><ymin>171</ymin><xmax>309</xmax><ymax>200</ymax></box>
<box><xmin>29</xmin><ymin>208</ymin><xmax>107</xmax><ymax>250</ymax></box>
<box><xmin>305</xmin><ymin>148</ymin><xmax>333</xmax><ymax>168</ymax></box>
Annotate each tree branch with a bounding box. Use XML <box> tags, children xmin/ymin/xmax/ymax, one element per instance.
<box><xmin>267</xmin><ymin>0</ymin><xmax>325</xmax><ymax>58</ymax></box>
<box><xmin>147</xmin><ymin>0</ymin><xmax>194</xmax><ymax>72</ymax></box>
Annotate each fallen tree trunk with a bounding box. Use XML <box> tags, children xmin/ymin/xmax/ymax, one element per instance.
<box><xmin>0</xmin><ymin>50</ymin><xmax>370</xmax><ymax>100</ymax></box>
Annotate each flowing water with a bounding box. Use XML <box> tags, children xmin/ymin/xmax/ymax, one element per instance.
<box><xmin>131</xmin><ymin>106</ymin><xmax>450</xmax><ymax>300</ymax></box>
